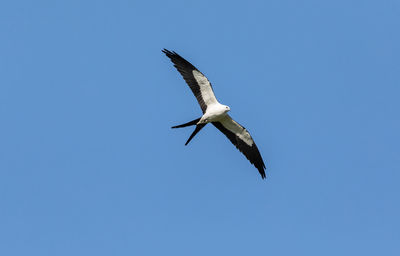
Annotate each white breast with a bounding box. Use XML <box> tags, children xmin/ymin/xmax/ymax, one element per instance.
<box><xmin>202</xmin><ymin>104</ymin><xmax>228</xmax><ymax>122</ymax></box>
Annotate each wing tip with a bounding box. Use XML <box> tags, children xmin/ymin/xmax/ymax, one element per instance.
<box><xmin>162</xmin><ymin>48</ymin><xmax>177</xmax><ymax>58</ymax></box>
<box><xmin>259</xmin><ymin>166</ymin><xmax>267</xmax><ymax>179</ymax></box>
<box><xmin>162</xmin><ymin>48</ymin><xmax>199</xmax><ymax>73</ymax></box>
<box><xmin>255</xmin><ymin>158</ymin><xmax>267</xmax><ymax>179</ymax></box>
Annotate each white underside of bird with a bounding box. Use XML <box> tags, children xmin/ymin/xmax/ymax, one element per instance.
<box><xmin>198</xmin><ymin>103</ymin><xmax>230</xmax><ymax>124</ymax></box>
<box><xmin>194</xmin><ymin>71</ymin><xmax>253</xmax><ymax>146</ymax></box>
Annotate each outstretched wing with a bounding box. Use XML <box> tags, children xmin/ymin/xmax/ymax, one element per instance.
<box><xmin>213</xmin><ymin>115</ymin><xmax>266</xmax><ymax>179</ymax></box>
<box><xmin>162</xmin><ymin>49</ymin><xmax>218</xmax><ymax>113</ymax></box>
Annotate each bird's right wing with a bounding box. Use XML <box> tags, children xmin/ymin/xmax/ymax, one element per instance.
<box><xmin>163</xmin><ymin>49</ymin><xmax>218</xmax><ymax>113</ymax></box>
<box><xmin>213</xmin><ymin>115</ymin><xmax>266</xmax><ymax>179</ymax></box>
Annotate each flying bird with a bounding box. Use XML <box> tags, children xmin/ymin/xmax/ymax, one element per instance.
<box><xmin>163</xmin><ymin>49</ymin><xmax>266</xmax><ymax>179</ymax></box>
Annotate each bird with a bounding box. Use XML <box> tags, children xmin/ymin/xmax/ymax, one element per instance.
<box><xmin>162</xmin><ymin>49</ymin><xmax>266</xmax><ymax>179</ymax></box>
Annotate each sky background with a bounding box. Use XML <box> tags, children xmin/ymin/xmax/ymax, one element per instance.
<box><xmin>1</xmin><ymin>0</ymin><xmax>399</xmax><ymax>255</ymax></box>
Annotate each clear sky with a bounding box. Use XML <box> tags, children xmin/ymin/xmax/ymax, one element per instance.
<box><xmin>1</xmin><ymin>0</ymin><xmax>399</xmax><ymax>255</ymax></box>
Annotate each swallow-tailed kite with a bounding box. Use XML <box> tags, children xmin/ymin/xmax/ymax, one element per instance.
<box><xmin>163</xmin><ymin>49</ymin><xmax>266</xmax><ymax>179</ymax></box>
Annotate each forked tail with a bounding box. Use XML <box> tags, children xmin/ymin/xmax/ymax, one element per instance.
<box><xmin>171</xmin><ymin>118</ymin><xmax>206</xmax><ymax>145</ymax></box>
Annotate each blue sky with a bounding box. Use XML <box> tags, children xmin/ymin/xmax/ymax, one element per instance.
<box><xmin>1</xmin><ymin>0</ymin><xmax>399</xmax><ymax>255</ymax></box>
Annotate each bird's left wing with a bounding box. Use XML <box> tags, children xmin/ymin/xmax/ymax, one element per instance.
<box><xmin>162</xmin><ymin>49</ymin><xmax>218</xmax><ymax>113</ymax></box>
<box><xmin>212</xmin><ymin>115</ymin><xmax>266</xmax><ymax>179</ymax></box>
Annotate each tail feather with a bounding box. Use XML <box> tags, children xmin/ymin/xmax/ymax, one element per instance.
<box><xmin>172</xmin><ymin>118</ymin><xmax>201</xmax><ymax>128</ymax></box>
<box><xmin>185</xmin><ymin>124</ymin><xmax>206</xmax><ymax>146</ymax></box>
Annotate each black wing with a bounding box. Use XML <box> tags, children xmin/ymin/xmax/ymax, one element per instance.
<box><xmin>162</xmin><ymin>49</ymin><xmax>218</xmax><ymax>113</ymax></box>
<box><xmin>213</xmin><ymin>115</ymin><xmax>266</xmax><ymax>179</ymax></box>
